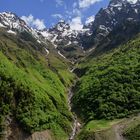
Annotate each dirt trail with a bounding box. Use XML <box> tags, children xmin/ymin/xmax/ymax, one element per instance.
<box><xmin>113</xmin><ymin>124</ymin><xmax>126</xmax><ymax>140</ymax></box>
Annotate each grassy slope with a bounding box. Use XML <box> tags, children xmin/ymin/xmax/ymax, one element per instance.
<box><xmin>76</xmin><ymin>116</ymin><xmax>140</xmax><ymax>140</ymax></box>
<box><xmin>75</xmin><ymin>119</ymin><xmax>121</xmax><ymax>140</ymax></box>
<box><xmin>0</xmin><ymin>28</ymin><xmax>75</xmax><ymax>139</ymax></box>
<box><xmin>123</xmin><ymin>116</ymin><xmax>140</xmax><ymax>140</ymax></box>
<box><xmin>73</xmin><ymin>34</ymin><xmax>140</xmax><ymax>139</ymax></box>
<box><xmin>72</xmin><ymin>35</ymin><xmax>140</xmax><ymax>120</ymax></box>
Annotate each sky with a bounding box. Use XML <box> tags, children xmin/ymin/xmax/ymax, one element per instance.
<box><xmin>0</xmin><ymin>0</ymin><xmax>110</xmax><ymax>30</ymax></box>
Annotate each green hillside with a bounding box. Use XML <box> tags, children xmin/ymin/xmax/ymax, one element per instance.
<box><xmin>0</xmin><ymin>28</ymin><xmax>75</xmax><ymax>139</ymax></box>
<box><xmin>72</xmin><ymin>34</ymin><xmax>140</xmax><ymax>121</ymax></box>
<box><xmin>1</xmin><ymin>17</ymin><xmax>140</xmax><ymax>140</ymax></box>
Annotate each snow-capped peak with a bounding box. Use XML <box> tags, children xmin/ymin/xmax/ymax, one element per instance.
<box><xmin>0</xmin><ymin>11</ymin><xmax>92</xmax><ymax>49</ymax></box>
<box><xmin>127</xmin><ymin>0</ymin><xmax>138</xmax><ymax>4</ymax></box>
<box><xmin>0</xmin><ymin>12</ymin><xmax>46</xmax><ymax>43</ymax></box>
<box><xmin>2</xmin><ymin>12</ymin><xmax>16</xmax><ymax>18</ymax></box>
<box><xmin>110</xmin><ymin>0</ymin><xmax>139</xmax><ymax>5</ymax></box>
<box><xmin>80</xmin><ymin>0</ymin><xmax>140</xmax><ymax>49</ymax></box>
<box><xmin>0</xmin><ymin>12</ymin><xmax>31</xmax><ymax>32</ymax></box>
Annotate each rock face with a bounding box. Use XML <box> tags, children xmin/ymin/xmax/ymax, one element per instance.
<box><xmin>0</xmin><ymin>12</ymin><xmax>90</xmax><ymax>49</ymax></box>
<box><xmin>2</xmin><ymin>119</ymin><xmax>53</xmax><ymax>140</ymax></box>
<box><xmin>0</xmin><ymin>12</ymin><xmax>39</xmax><ymax>37</ymax></box>
<box><xmin>81</xmin><ymin>0</ymin><xmax>140</xmax><ymax>49</ymax></box>
<box><xmin>39</xmin><ymin>0</ymin><xmax>140</xmax><ymax>50</ymax></box>
<box><xmin>42</xmin><ymin>20</ymin><xmax>78</xmax><ymax>47</ymax></box>
<box><xmin>1</xmin><ymin>0</ymin><xmax>140</xmax><ymax>51</ymax></box>
<box><xmin>7</xmin><ymin>130</ymin><xmax>52</xmax><ymax>140</ymax></box>
<box><xmin>40</xmin><ymin>20</ymin><xmax>91</xmax><ymax>49</ymax></box>
<box><xmin>0</xmin><ymin>12</ymin><xmax>29</xmax><ymax>31</ymax></box>
<box><xmin>0</xmin><ymin>12</ymin><xmax>90</xmax><ymax>60</ymax></box>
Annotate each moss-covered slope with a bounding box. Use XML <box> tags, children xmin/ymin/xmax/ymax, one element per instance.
<box><xmin>72</xmin><ymin>34</ymin><xmax>140</xmax><ymax>121</ymax></box>
<box><xmin>0</xmin><ymin>28</ymin><xmax>75</xmax><ymax>139</ymax></box>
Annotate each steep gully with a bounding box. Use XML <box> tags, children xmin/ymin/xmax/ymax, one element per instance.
<box><xmin>67</xmin><ymin>74</ymin><xmax>81</xmax><ymax>140</ymax></box>
<box><xmin>45</xmin><ymin>44</ymin><xmax>80</xmax><ymax>139</ymax></box>
<box><xmin>66</xmin><ymin>68</ymin><xmax>126</xmax><ymax>140</ymax></box>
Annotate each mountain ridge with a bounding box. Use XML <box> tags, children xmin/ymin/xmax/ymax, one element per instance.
<box><xmin>1</xmin><ymin>0</ymin><xmax>140</xmax><ymax>58</ymax></box>
<box><xmin>1</xmin><ymin>0</ymin><xmax>140</xmax><ymax>139</ymax></box>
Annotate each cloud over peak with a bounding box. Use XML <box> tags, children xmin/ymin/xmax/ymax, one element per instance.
<box><xmin>21</xmin><ymin>14</ymin><xmax>46</xmax><ymax>30</ymax></box>
<box><xmin>52</xmin><ymin>14</ymin><xmax>63</xmax><ymax>19</ymax></box>
<box><xmin>79</xmin><ymin>0</ymin><xmax>102</xmax><ymax>8</ymax></box>
<box><xmin>69</xmin><ymin>16</ymin><xmax>83</xmax><ymax>30</ymax></box>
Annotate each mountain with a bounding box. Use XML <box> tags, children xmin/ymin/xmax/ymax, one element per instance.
<box><xmin>0</xmin><ymin>12</ymin><xmax>40</xmax><ymax>39</ymax></box>
<box><xmin>0</xmin><ymin>12</ymin><xmax>91</xmax><ymax>62</ymax></box>
<box><xmin>1</xmin><ymin>0</ymin><xmax>140</xmax><ymax>56</ymax></box>
<box><xmin>72</xmin><ymin>33</ymin><xmax>140</xmax><ymax>120</ymax></box>
<box><xmin>0</xmin><ymin>15</ymin><xmax>76</xmax><ymax>139</ymax></box>
<box><xmin>86</xmin><ymin>20</ymin><xmax>140</xmax><ymax>58</ymax></box>
<box><xmin>81</xmin><ymin>0</ymin><xmax>140</xmax><ymax>49</ymax></box>
<box><xmin>70</xmin><ymin>0</ymin><xmax>140</xmax><ymax>140</ymax></box>
<box><xmin>41</xmin><ymin>20</ymin><xmax>80</xmax><ymax>47</ymax></box>
<box><xmin>72</xmin><ymin>29</ymin><xmax>140</xmax><ymax>140</ymax></box>
<box><xmin>1</xmin><ymin>0</ymin><xmax>140</xmax><ymax>139</ymax></box>
<box><xmin>40</xmin><ymin>20</ymin><xmax>92</xmax><ymax>62</ymax></box>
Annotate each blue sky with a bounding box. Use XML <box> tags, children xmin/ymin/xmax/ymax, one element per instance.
<box><xmin>0</xmin><ymin>0</ymin><xmax>110</xmax><ymax>30</ymax></box>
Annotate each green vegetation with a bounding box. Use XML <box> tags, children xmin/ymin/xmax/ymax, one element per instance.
<box><xmin>0</xmin><ymin>29</ymin><xmax>75</xmax><ymax>139</ymax></box>
<box><xmin>84</xmin><ymin>119</ymin><xmax>120</xmax><ymax>131</ymax></box>
<box><xmin>123</xmin><ymin>116</ymin><xmax>140</xmax><ymax>140</ymax></box>
<box><xmin>1</xmin><ymin>20</ymin><xmax>140</xmax><ymax>140</ymax></box>
<box><xmin>58</xmin><ymin>43</ymin><xmax>85</xmax><ymax>62</ymax></box>
<box><xmin>72</xmin><ymin>34</ymin><xmax>140</xmax><ymax>121</ymax></box>
<box><xmin>75</xmin><ymin>119</ymin><xmax>120</xmax><ymax>140</ymax></box>
<box><xmin>124</xmin><ymin>125</ymin><xmax>140</xmax><ymax>140</ymax></box>
<box><xmin>76</xmin><ymin>130</ymin><xmax>96</xmax><ymax>140</ymax></box>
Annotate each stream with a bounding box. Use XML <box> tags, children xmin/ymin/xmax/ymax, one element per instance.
<box><xmin>68</xmin><ymin>87</ymin><xmax>80</xmax><ymax>140</ymax></box>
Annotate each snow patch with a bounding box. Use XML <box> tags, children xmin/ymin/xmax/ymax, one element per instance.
<box><xmin>135</xmin><ymin>9</ymin><xmax>138</xmax><ymax>13</ymax></box>
<box><xmin>7</xmin><ymin>30</ymin><xmax>16</xmax><ymax>35</ymax></box>
<box><xmin>127</xmin><ymin>0</ymin><xmax>138</xmax><ymax>4</ymax></box>
<box><xmin>0</xmin><ymin>23</ymin><xmax>6</xmax><ymax>28</ymax></box>
<box><xmin>41</xmin><ymin>31</ymin><xmax>52</xmax><ymax>38</ymax></box>
<box><xmin>37</xmin><ymin>40</ymin><xmax>41</xmax><ymax>44</ymax></box>
<box><xmin>51</xmin><ymin>34</ymin><xmax>58</xmax><ymax>43</ymax></box>
<box><xmin>58</xmin><ymin>51</ymin><xmax>66</xmax><ymax>59</ymax></box>
<box><xmin>88</xmin><ymin>47</ymin><xmax>95</xmax><ymax>52</ymax></box>
<box><xmin>45</xmin><ymin>48</ymin><xmax>49</xmax><ymax>55</ymax></box>
<box><xmin>66</xmin><ymin>41</ymin><xmax>72</xmax><ymax>46</ymax></box>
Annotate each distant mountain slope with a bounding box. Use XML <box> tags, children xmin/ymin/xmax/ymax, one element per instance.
<box><xmin>1</xmin><ymin>0</ymin><xmax>140</xmax><ymax>61</ymax></box>
<box><xmin>40</xmin><ymin>20</ymin><xmax>90</xmax><ymax>62</ymax></box>
<box><xmin>81</xmin><ymin>0</ymin><xmax>140</xmax><ymax>49</ymax></box>
<box><xmin>0</xmin><ymin>12</ymin><xmax>90</xmax><ymax>61</ymax></box>
<box><xmin>87</xmin><ymin>20</ymin><xmax>140</xmax><ymax>58</ymax></box>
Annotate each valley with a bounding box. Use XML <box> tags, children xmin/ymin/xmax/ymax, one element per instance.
<box><xmin>0</xmin><ymin>0</ymin><xmax>140</xmax><ymax>140</ymax></box>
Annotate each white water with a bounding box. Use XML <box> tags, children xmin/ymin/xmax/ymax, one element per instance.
<box><xmin>45</xmin><ymin>48</ymin><xmax>49</xmax><ymax>56</ymax></box>
<box><xmin>68</xmin><ymin>88</ymin><xmax>80</xmax><ymax>140</ymax></box>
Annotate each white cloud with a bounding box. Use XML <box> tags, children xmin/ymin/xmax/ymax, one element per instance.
<box><xmin>52</xmin><ymin>14</ymin><xmax>63</xmax><ymax>19</ymax></box>
<box><xmin>69</xmin><ymin>16</ymin><xmax>83</xmax><ymax>30</ymax></box>
<box><xmin>21</xmin><ymin>14</ymin><xmax>46</xmax><ymax>30</ymax></box>
<box><xmin>79</xmin><ymin>0</ymin><xmax>102</xmax><ymax>8</ymax></box>
<box><xmin>85</xmin><ymin>15</ymin><xmax>95</xmax><ymax>25</ymax></box>
<box><xmin>72</xmin><ymin>8</ymin><xmax>81</xmax><ymax>16</ymax></box>
<box><xmin>73</xmin><ymin>2</ymin><xmax>78</xmax><ymax>8</ymax></box>
<box><xmin>56</xmin><ymin>0</ymin><xmax>63</xmax><ymax>6</ymax></box>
